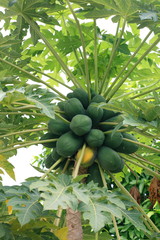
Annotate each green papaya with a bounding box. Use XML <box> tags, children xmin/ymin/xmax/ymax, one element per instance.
<box><xmin>116</xmin><ymin>132</ymin><xmax>139</xmax><ymax>154</ymax></box>
<box><xmin>85</xmin><ymin>129</ymin><xmax>105</xmax><ymax>148</ymax></box>
<box><xmin>48</xmin><ymin>118</ymin><xmax>70</xmax><ymax>136</ymax></box>
<box><xmin>64</xmin><ymin>98</ymin><xmax>85</xmax><ymax>120</ymax></box>
<box><xmin>70</xmin><ymin>114</ymin><xmax>92</xmax><ymax>136</ymax></box>
<box><xmin>40</xmin><ymin>132</ymin><xmax>58</xmax><ymax>148</ymax></box>
<box><xmin>91</xmin><ymin>94</ymin><xmax>106</xmax><ymax>103</ymax></box>
<box><xmin>99</xmin><ymin>115</ymin><xmax>122</xmax><ymax>132</ymax></box>
<box><xmin>67</xmin><ymin>88</ymin><xmax>89</xmax><ymax>109</ymax></box>
<box><xmin>44</xmin><ymin>149</ymin><xmax>62</xmax><ymax>169</ymax></box>
<box><xmin>86</xmin><ymin>162</ymin><xmax>103</xmax><ymax>187</ymax></box>
<box><xmin>97</xmin><ymin>146</ymin><xmax>124</xmax><ymax>173</ymax></box>
<box><xmin>86</xmin><ymin>102</ymin><xmax>103</xmax><ymax>126</ymax></box>
<box><xmin>56</xmin><ymin>131</ymin><xmax>83</xmax><ymax>157</ymax></box>
<box><xmin>101</xmin><ymin>108</ymin><xmax>119</xmax><ymax>121</ymax></box>
<box><xmin>104</xmin><ymin>132</ymin><xmax>123</xmax><ymax>149</ymax></box>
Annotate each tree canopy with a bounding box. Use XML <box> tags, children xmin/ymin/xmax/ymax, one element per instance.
<box><xmin>0</xmin><ymin>0</ymin><xmax>160</xmax><ymax>239</ymax></box>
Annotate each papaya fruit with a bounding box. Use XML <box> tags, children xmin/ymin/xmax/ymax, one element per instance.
<box><xmin>97</xmin><ymin>146</ymin><xmax>124</xmax><ymax>173</ymax></box>
<box><xmin>76</xmin><ymin>146</ymin><xmax>96</xmax><ymax>167</ymax></box>
<box><xmin>116</xmin><ymin>132</ymin><xmax>139</xmax><ymax>154</ymax></box>
<box><xmin>56</xmin><ymin>131</ymin><xmax>83</xmax><ymax>157</ymax></box>
<box><xmin>64</xmin><ymin>98</ymin><xmax>85</xmax><ymax>120</ymax></box>
<box><xmin>104</xmin><ymin>132</ymin><xmax>123</xmax><ymax>149</ymax></box>
<box><xmin>70</xmin><ymin>114</ymin><xmax>92</xmax><ymax>136</ymax></box>
<box><xmin>86</xmin><ymin>162</ymin><xmax>103</xmax><ymax>187</ymax></box>
<box><xmin>67</xmin><ymin>88</ymin><xmax>89</xmax><ymax>109</ymax></box>
<box><xmin>85</xmin><ymin>129</ymin><xmax>105</xmax><ymax>148</ymax></box>
<box><xmin>57</xmin><ymin>101</ymin><xmax>66</xmax><ymax>111</ymax></box>
<box><xmin>48</xmin><ymin>118</ymin><xmax>70</xmax><ymax>136</ymax></box>
<box><xmin>99</xmin><ymin>115</ymin><xmax>122</xmax><ymax>132</ymax></box>
<box><xmin>91</xmin><ymin>94</ymin><xmax>106</xmax><ymax>103</ymax></box>
<box><xmin>86</xmin><ymin>102</ymin><xmax>103</xmax><ymax>126</ymax></box>
<box><xmin>40</xmin><ymin>132</ymin><xmax>58</xmax><ymax>148</ymax></box>
<box><xmin>101</xmin><ymin>108</ymin><xmax>119</xmax><ymax>121</ymax></box>
<box><xmin>44</xmin><ymin>149</ymin><xmax>62</xmax><ymax>169</ymax></box>
<box><xmin>90</xmin><ymin>88</ymin><xmax>96</xmax><ymax>98</ymax></box>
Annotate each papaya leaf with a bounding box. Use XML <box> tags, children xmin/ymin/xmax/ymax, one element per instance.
<box><xmin>7</xmin><ymin>194</ymin><xmax>43</xmax><ymax>226</ymax></box>
<box><xmin>54</xmin><ymin>227</ymin><xmax>68</xmax><ymax>240</ymax></box>
<box><xmin>79</xmin><ymin>200</ymin><xmax>112</xmax><ymax>232</ymax></box>
<box><xmin>71</xmin><ymin>183</ymin><xmax>90</xmax><ymax>205</ymax></box>
<box><xmin>0</xmin><ymin>154</ymin><xmax>15</xmax><ymax>180</ymax></box>
<box><xmin>120</xmin><ymin>208</ymin><xmax>149</xmax><ymax>233</ymax></box>
<box><xmin>25</xmin><ymin>86</ymin><xmax>57</xmax><ymax>119</ymax></box>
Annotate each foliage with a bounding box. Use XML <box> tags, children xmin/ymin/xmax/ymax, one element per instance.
<box><xmin>0</xmin><ymin>0</ymin><xmax>160</xmax><ymax>239</ymax></box>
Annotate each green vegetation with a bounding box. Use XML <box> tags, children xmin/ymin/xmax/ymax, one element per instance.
<box><xmin>0</xmin><ymin>0</ymin><xmax>160</xmax><ymax>239</ymax></box>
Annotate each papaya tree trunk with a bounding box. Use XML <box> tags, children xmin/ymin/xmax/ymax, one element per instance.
<box><xmin>66</xmin><ymin>159</ymin><xmax>88</xmax><ymax>240</ymax></box>
<box><xmin>66</xmin><ymin>208</ymin><xmax>83</xmax><ymax>240</ymax></box>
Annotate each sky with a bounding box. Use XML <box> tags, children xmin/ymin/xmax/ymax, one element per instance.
<box><xmin>0</xmin><ymin>13</ymin><xmax>152</xmax><ymax>186</ymax></box>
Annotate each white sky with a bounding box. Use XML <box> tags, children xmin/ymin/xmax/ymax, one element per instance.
<box><xmin>0</xmin><ymin>11</ymin><xmax>154</xmax><ymax>186</ymax></box>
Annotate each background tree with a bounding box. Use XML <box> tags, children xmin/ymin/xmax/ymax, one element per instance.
<box><xmin>0</xmin><ymin>0</ymin><xmax>160</xmax><ymax>239</ymax></box>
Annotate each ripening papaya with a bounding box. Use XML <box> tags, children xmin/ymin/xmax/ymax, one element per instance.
<box><xmin>76</xmin><ymin>146</ymin><xmax>96</xmax><ymax>167</ymax></box>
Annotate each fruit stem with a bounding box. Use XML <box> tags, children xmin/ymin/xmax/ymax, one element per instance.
<box><xmin>0</xmin><ymin>127</ymin><xmax>47</xmax><ymax>139</ymax></box>
<box><xmin>103</xmin><ymin>29</ymin><xmax>153</xmax><ymax>98</ymax></box>
<box><xmin>112</xmin><ymin>215</ymin><xmax>121</xmax><ymax>240</ymax></box>
<box><xmin>0</xmin><ymin>138</ymin><xmax>58</xmax><ymax>154</ymax></box>
<box><xmin>122</xmin><ymin>137</ymin><xmax>160</xmax><ymax>153</ymax></box>
<box><xmin>28</xmin><ymin>66</ymin><xmax>73</xmax><ymax>90</ymax></box>
<box><xmin>0</xmin><ymin>57</ymin><xmax>67</xmax><ymax>100</ymax></box>
<box><xmin>95</xmin><ymin>232</ymin><xmax>99</xmax><ymax>240</ymax></box>
<box><xmin>94</xmin><ymin>19</ymin><xmax>99</xmax><ymax>94</ymax></box>
<box><xmin>122</xmin><ymin>155</ymin><xmax>160</xmax><ymax>179</ymax></box>
<box><xmin>40</xmin><ymin>158</ymin><xmax>63</xmax><ymax>180</ymax></box>
<box><xmin>130</xmin><ymin>154</ymin><xmax>160</xmax><ymax>171</ymax></box>
<box><xmin>105</xmin><ymin>36</ymin><xmax>160</xmax><ymax>101</ymax></box>
<box><xmin>0</xmin><ymin>111</ymin><xmax>45</xmax><ymax>116</ymax></box>
<box><xmin>109</xmin><ymin>172</ymin><xmax>160</xmax><ymax>233</ymax></box>
<box><xmin>99</xmin><ymin>18</ymin><xmax>121</xmax><ymax>94</ymax></box>
<box><xmin>112</xmin><ymin>80</ymin><xmax>159</xmax><ymax>100</ymax></box>
<box><xmin>66</xmin><ymin>0</ymin><xmax>91</xmax><ymax>100</ymax></box>
<box><xmin>130</xmin><ymin>86</ymin><xmax>160</xmax><ymax>99</ymax></box>
<box><xmin>72</xmin><ymin>144</ymin><xmax>86</xmax><ymax>179</ymax></box>
<box><xmin>21</xmin><ymin>14</ymin><xmax>82</xmax><ymax>89</ymax></box>
<box><xmin>98</xmin><ymin>163</ymin><xmax>121</xmax><ymax>239</ymax></box>
<box><xmin>97</xmin><ymin>162</ymin><xmax>107</xmax><ymax>188</ymax></box>
<box><xmin>55</xmin><ymin>112</ymin><xmax>70</xmax><ymax>123</ymax></box>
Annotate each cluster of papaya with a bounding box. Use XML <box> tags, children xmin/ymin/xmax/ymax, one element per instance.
<box><xmin>40</xmin><ymin>88</ymin><xmax>139</xmax><ymax>185</ymax></box>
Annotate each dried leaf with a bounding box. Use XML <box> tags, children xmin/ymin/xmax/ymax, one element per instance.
<box><xmin>130</xmin><ymin>186</ymin><xmax>141</xmax><ymax>204</ymax></box>
<box><xmin>149</xmin><ymin>177</ymin><xmax>160</xmax><ymax>208</ymax></box>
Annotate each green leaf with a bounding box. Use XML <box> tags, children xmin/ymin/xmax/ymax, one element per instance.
<box><xmin>25</xmin><ymin>86</ymin><xmax>57</xmax><ymax>119</ymax></box>
<box><xmin>79</xmin><ymin>200</ymin><xmax>112</xmax><ymax>232</ymax></box>
<box><xmin>120</xmin><ymin>208</ymin><xmax>148</xmax><ymax>233</ymax></box>
<box><xmin>0</xmin><ymin>154</ymin><xmax>15</xmax><ymax>180</ymax></box>
<box><xmin>8</xmin><ymin>194</ymin><xmax>43</xmax><ymax>226</ymax></box>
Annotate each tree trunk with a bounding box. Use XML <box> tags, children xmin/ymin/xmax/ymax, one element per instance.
<box><xmin>66</xmin><ymin>208</ymin><xmax>83</xmax><ymax>240</ymax></box>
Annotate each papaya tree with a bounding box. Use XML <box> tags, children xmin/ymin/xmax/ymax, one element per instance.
<box><xmin>0</xmin><ymin>0</ymin><xmax>160</xmax><ymax>239</ymax></box>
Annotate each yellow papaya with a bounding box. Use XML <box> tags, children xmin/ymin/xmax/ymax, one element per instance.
<box><xmin>76</xmin><ymin>146</ymin><xmax>96</xmax><ymax>167</ymax></box>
